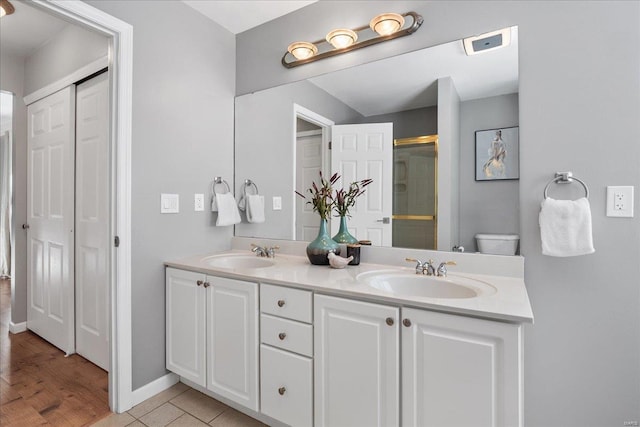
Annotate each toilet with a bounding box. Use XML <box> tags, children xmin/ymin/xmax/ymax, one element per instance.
<box><xmin>475</xmin><ymin>233</ymin><xmax>520</xmax><ymax>255</ymax></box>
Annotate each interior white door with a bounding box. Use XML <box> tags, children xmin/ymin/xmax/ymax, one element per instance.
<box><xmin>27</xmin><ymin>86</ymin><xmax>76</xmax><ymax>355</ymax></box>
<box><xmin>331</xmin><ymin>123</ymin><xmax>393</xmax><ymax>246</ymax></box>
<box><xmin>296</xmin><ymin>130</ymin><xmax>323</xmax><ymax>241</ymax></box>
<box><xmin>75</xmin><ymin>72</ymin><xmax>110</xmax><ymax>371</ymax></box>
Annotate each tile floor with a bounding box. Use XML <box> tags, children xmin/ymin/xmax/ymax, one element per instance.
<box><xmin>93</xmin><ymin>383</ymin><xmax>267</xmax><ymax>427</ymax></box>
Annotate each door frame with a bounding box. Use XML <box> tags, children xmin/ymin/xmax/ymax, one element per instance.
<box><xmin>32</xmin><ymin>0</ymin><xmax>133</xmax><ymax>413</ymax></box>
<box><xmin>292</xmin><ymin>104</ymin><xmax>334</xmax><ymax>239</ymax></box>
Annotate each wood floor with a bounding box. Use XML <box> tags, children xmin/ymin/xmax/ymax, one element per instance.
<box><xmin>0</xmin><ymin>278</ymin><xmax>111</xmax><ymax>426</ymax></box>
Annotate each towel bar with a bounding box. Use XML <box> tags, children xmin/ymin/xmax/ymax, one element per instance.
<box><xmin>543</xmin><ymin>172</ymin><xmax>589</xmax><ymax>199</ymax></box>
<box><xmin>243</xmin><ymin>179</ymin><xmax>259</xmax><ymax>196</ymax></box>
<box><xmin>211</xmin><ymin>176</ymin><xmax>231</xmax><ymax>194</ymax></box>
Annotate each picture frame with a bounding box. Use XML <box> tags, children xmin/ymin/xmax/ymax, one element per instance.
<box><xmin>475</xmin><ymin>126</ymin><xmax>519</xmax><ymax>181</ymax></box>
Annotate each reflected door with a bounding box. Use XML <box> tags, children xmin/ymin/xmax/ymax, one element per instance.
<box><xmin>296</xmin><ymin>130</ymin><xmax>324</xmax><ymax>241</ymax></box>
<box><xmin>331</xmin><ymin>123</ymin><xmax>393</xmax><ymax>246</ymax></box>
<box><xmin>27</xmin><ymin>86</ymin><xmax>76</xmax><ymax>355</ymax></box>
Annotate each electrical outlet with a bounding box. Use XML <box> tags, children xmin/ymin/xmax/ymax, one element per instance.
<box><xmin>607</xmin><ymin>186</ymin><xmax>634</xmax><ymax>217</ymax></box>
<box><xmin>272</xmin><ymin>196</ymin><xmax>282</xmax><ymax>211</ymax></box>
<box><xmin>194</xmin><ymin>194</ymin><xmax>204</xmax><ymax>211</ymax></box>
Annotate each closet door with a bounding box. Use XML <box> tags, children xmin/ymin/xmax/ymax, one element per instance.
<box><xmin>27</xmin><ymin>86</ymin><xmax>76</xmax><ymax>355</ymax></box>
<box><xmin>75</xmin><ymin>72</ymin><xmax>110</xmax><ymax>371</ymax></box>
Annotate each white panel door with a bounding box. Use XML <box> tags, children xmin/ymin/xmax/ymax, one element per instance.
<box><xmin>27</xmin><ymin>86</ymin><xmax>76</xmax><ymax>355</ymax></box>
<box><xmin>315</xmin><ymin>294</ymin><xmax>399</xmax><ymax>427</ymax></box>
<box><xmin>206</xmin><ymin>276</ymin><xmax>259</xmax><ymax>411</ymax></box>
<box><xmin>166</xmin><ymin>268</ymin><xmax>207</xmax><ymax>387</ymax></box>
<box><xmin>331</xmin><ymin>123</ymin><xmax>393</xmax><ymax>246</ymax></box>
<box><xmin>402</xmin><ymin>308</ymin><xmax>523</xmax><ymax>427</ymax></box>
<box><xmin>75</xmin><ymin>72</ymin><xmax>110</xmax><ymax>371</ymax></box>
<box><xmin>296</xmin><ymin>130</ymin><xmax>323</xmax><ymax>241</ymax></box>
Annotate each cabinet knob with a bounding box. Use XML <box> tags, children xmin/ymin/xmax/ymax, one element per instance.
<box><xmin>386</xmin><ymin>317</ymin><xmax>394</xmax><ymax>326</ymax></box>
<box><xmin>278</xmin><ymin>332</ymin><xmax>286</xmax><ymax>340</ymax></box>
<box><xmin>203</xmin><ymin>282</ymin><xmax>210</xmax><ymax>288</ymax></box>
<box><xmin>403</xmin><ymin>318</ymin><xmax>412</xmax><ymax>327</ymax></box>
<box><xmin>196</xmin><ymin>280</ymin><xmax>203</xmax><ymax>287</ymax></box>
<box><xmin>277</xmin><ymin>299</ymin><xmax>285</xmax><ymax>307</ymax></box>
<box><xmin>278</xmin><ymin>386</ymin><xmax>286</xmax><ymax>395</ymax></box>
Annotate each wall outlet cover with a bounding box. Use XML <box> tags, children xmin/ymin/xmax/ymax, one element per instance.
<box><xmin>194</xmin><ymin>193</ymin><xmax>205</xmax><ymax>211</ymax></box>
<box><xmin>272</xmin><ymin>196</ymin><xmax>282</xmax><ymax>211</ymax></box>
<box><xmin>606</xmin><ymin>186</ymin><xmax>634</xmax><ymax>217</ymax></box>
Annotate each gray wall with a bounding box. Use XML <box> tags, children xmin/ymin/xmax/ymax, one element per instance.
<box><xmin>0</xmin><ymin>52</ymin><xmax>27</xmax><ymax>326</ymax></box>
<box><xmin>86</xmin><ymin>0</ymin><xmax>236</xmax><ymax>390</ymax></box>
<box><xmin>237</xmin><ymin>1</ymin><xmax>640</xmax><ymax>425</ymax></box>
<box><xmin>24</xmin><ymin>24</ymin><xmax>108</xmax><ymax>95</ymax></box>
<box><xmin>459</xmin><ymin>93</ymin><xmax>519</xmax><ymax>251</ymax></box>
<box><xmin>234</xmin><ymin>79</ymin><xmax>362</xmax><ymax>240</ymax></box>
<box><xmin>359</xmin><ymin>105</ymin><xmax>438</xmax><ymax>139</ymax></box>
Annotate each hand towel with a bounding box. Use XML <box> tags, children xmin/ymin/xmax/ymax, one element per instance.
<box><xmin>214</xmin><ymin>192</ymin><xmax>241</xmax><ymax>226</ymax></box>
<box><xmin>539</xmin><ymin>197</ymin><xmax>595</xmax><ymax>257</ymax></box>
<box><xmin>246</xmin><ymin>194</ymin><xmax>265</xmax><ymax>224</ymax></box>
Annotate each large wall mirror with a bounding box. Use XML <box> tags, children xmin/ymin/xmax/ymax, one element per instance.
<box><xmin>235</xmin><ymin>26</ymin><xmax>519</xmax><ymax>254</ymax></box>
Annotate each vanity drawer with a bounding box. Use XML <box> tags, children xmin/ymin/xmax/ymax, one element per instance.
<box><xmin>260</xmin><ymin>345</ymin><xmax>312</xmax><ymax>427</ymax></box>
<box><xmin>261</xmin><ymin>314</ymin><xmax>312</xmax><ymax>357</ymax></box>
<box><xmin>260</xmin><ymin>284</ymin><xmax>312</xmax><ymax>323</ymax></box>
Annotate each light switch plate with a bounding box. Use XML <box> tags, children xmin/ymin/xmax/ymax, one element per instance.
<box><xmin>272</xmin><ymin>196</ymin><xmax>282</xmax><ymax>211</ymax></box>
<box><xmin>161</xmin><ymin>193</ymin><xmax>179</xmax><ymax>214</ymax></box>
<box><xmin>606</xmin><ymin>186</ymin><xmax>634</xmax><ymax>217</ymax></box>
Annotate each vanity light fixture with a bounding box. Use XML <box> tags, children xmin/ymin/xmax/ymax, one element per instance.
<box><xmin>282</xmin><ymin>11</ymin><xmax>423</xmax><ymax>68</ymax></box>
<box><xmin>0</xmin><ymin>0</ymin><xmax>15</xmax><ymax>17</ymax></box>
<box><xmin>463</xmin><ymin>27</ymin><xmax>511</xmax><ymax>56</ymax></box>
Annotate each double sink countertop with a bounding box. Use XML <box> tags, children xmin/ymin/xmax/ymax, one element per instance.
<box><xmin>166</xmin><ymin>249</ymin><xmax>534</xmax><ymax>324</ymax></box>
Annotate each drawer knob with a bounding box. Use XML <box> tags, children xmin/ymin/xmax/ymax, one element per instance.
<box><xmin>386</xmin><ymin>317</ymin><xmax>394</xmax><ymax>326</ymax></box>
<box><xmin>203</xmin><ymin>282</ymin><xmax>210</xmax><ymax>288</ymax></box>
<box><xmin>278</xmin><ymin>386</ymin><xmax>286</xmax><ymax>395</ymax></box>
<box><xmin>277</xmin><ymin>299</ymin><xmax>285</xmax><ymax>307</ymax></box>
<box><xmin>278</xmin><ymin>332</ymin><xmax>286</xmax><ymax>340</ymax></box>
<box><xmin>196</xmin><ymin>280</ymin><xmax>203</xmax><ymax>287</ymax></box>
<box><xmin>403</xmin><ymin>318</ymin><xmax>412</xmax><ymax>327</ymax></box>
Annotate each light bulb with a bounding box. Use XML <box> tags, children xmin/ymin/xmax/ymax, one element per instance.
<box><xmin>287</xmin><ymin>42</ymin><xmax>318</xmax><ymax>60</ymax></box>
<box><xmin>370</xmin><ymin>13</ymin><xmax>405</xmax><ymax>36</ymax></box>
<box><xmin>326</xmin><ymin>29</ymin><xmax>357</xmax><ymax>49</ymax></box>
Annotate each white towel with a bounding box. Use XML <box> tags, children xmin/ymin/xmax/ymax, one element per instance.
<box><xmin>214</xmin><ymin>192</ymin><xmax>241</xmax><ymax>226</ymax></box>
<box><xmin>539</xmin><ymin>197</ymin><xmax>595</xmax><ymax>257</ymax></box>
<box><xmin>246</xmin><ymin>194</ymin><xmax>265</xmax><ymax>224</ymax></box>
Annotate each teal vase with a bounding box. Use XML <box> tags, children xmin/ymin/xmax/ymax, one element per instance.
<box><xmin>332</xmin><ymin>215</ymin><xmax>359</xmax><ymax>244</ymax></box>
<box><xmin>307</xmin><ymin>218</ymin><xmax>340</xmax><ymax>265</ymax></box>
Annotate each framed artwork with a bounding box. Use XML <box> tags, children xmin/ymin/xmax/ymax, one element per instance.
<box><xmin>475</xmin><ymin>126</ymin><xmax>519</xmax><ymax>181</ymax></box>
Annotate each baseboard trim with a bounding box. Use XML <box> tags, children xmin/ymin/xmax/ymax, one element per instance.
<box><xmin>9</xmin><ymin>321</ymin><xmax>27</xmax><ymax>334</ymax></box>
<box><xmin>130</xmin><ymin>373</ymin><xmax>179</xmax><ymax>407</ymax></box>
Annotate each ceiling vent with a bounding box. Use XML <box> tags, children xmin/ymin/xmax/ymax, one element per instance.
<box><xmin>463</xmin><ymin>27</ymin><xmax>511</xmax><ymax>56</ymax></box>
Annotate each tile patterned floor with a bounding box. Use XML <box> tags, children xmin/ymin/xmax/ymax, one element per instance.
<box><xmin>92</xmin><ymin>382</ymin><xmax>268</xmax><ymax>427</ymax></box>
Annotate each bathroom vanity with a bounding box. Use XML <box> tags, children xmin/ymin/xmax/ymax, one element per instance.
<box><xmin>165</xmin><ymin>239</ymin><xmax>533</xmax><ymax>427</ymax></box>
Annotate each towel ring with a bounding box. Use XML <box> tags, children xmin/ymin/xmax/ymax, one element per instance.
<box><xmin>211</xmin><ymin>177</ymin><xmax>231</xmax><ymax>195</ymax></box>
<box><xmin>243</xmin><ymin>179</ymin><xmax>259</xmax><ymax>197</ymax></box>
<box><xmin>543</xmin><ymin>172</ymin><xmax>589</xmax><ymax>199</ymax></box>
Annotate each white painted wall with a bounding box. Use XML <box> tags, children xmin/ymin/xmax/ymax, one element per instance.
<box><xmin>86</xmin><ymin>0</ymin><xmax>237</xmax><ymax>390</ymax></box>
<box><xmin>236</xmin><ymin>1</ymin><xmax>640</xmax><ymax>425</ymax></box>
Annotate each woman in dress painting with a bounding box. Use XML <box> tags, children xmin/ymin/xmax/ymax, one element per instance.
<box><xmin>483</xmin><ymin>129</ymin><xmax>507</xmax><ymax>178</ymax></box>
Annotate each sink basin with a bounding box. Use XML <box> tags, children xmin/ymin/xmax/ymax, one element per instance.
<box><xmin>203</xmin><ymin>254</ymin><xmax>275</xmax><ymax>269</ymax></box>
<box><xmin>356</xmin><ymin>270</ymin><xmax>496</xmax><ymax>299</ymax></box>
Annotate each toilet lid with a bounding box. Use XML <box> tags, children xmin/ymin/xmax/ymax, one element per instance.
<box><xmin>475</xmin><ymin>233</ymin><xmax>519</xmax><ymax>240</ymax></box>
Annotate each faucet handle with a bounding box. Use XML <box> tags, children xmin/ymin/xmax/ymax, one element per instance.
<box><xmin>436</xmin><ymin>261</ymin><xmax>456</xmax><ymax>277</ymax></box>
<box><xmin>406</xmin><ymin>258</ymin><xmax>424</xmax><ymax>274</ymax></box>
<box><xmin>267</xmin><ymin>245</ymin><xmax>280</xmax><ymax>258</ymax></box>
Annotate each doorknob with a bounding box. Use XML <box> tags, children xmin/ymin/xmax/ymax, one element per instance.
<box><xmin>376</xmin><ymin>217</ymin><xmax>390</xmax><ymax>224</ymax></box>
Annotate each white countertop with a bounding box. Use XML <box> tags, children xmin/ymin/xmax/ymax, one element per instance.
<box><xmin>166</xmin><ymin>249</ymin><xmax>534</xmax><ymax>324</ymax></box>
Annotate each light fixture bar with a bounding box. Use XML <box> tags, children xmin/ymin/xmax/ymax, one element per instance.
<box><xmin>282</xmin><ymin>11</ymin><xmax>423</xmax><ymax>69</ymax></box>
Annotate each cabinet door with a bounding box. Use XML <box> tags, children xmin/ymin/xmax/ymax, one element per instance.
<box><xmin>402</xmin><ymin>308</ymin><xmax>522</xmax><ymax>427</ymax></box>
<box><xmin>166</xmin><ymin>268</ymin><xmax>206</xmax><ymax>386</ymax></box>
<box><xmin>206</xmin><ymin>276</ymin><xmax>259</xmax><ymax>411</ymax></box>
<box><xmin>315</xmin><ymin>294</ymin><xmax>399</xmax><ymax>427</ymax></box>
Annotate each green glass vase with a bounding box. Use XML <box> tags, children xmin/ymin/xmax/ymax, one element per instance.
<box><xmin>307</xmin><ymin>218</ymin><xmax>340</xmax><ymax>265</ymax></box>
<box><xmin>332</xmin><ymin>215</ymin><xmax>359</xmax><ymax>244</ymax></box>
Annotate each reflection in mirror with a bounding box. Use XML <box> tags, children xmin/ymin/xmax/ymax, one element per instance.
<box><xmin>234</xmin><ymin>26</ymin><xmax>519</xmax><ymax>254</ymax></box>
<box><xmin>0</xmin><ymin>91</ymin><xmax>13</xmax><ymax>277</ymax></box>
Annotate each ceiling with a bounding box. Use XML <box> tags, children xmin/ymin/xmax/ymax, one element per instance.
<box><xmin>182</xmin><ymin>0</ymin><xmax>317</xmax><ymax>34</ymax></box>
<box><xmin>0</xmin><ymin>0</ymin><xmax>69</xmax><ymax>58</ymax></box>
<box><xmin>309</xmin><ymin>27</ymin><xmax>519</xmax><ymax>117</ymax></box>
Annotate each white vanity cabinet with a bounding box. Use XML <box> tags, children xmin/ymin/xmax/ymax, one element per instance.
<box><xmin>314</xmin><ymin>294</ymin><xmax>400</xmax><ymax>427</ymax></box>
<box><xmin>402</xmin><ymin>307</ymin><xmax>522</xmax><ymax>427</ymax></box>
<box><xmin>259</xmin><ymin>284</ymin><xmax>314</xmax><ymax>427</ymax></box>
<box><xmin>165</xmin><ymin>268</ymin><xmax>259</xmax><ymax>411</ymax></box>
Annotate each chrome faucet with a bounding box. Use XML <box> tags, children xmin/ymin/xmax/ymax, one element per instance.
<box><xmin>405</xmin><ymin>258</ymin><xmax>435</xmax><ymax>275</ymax></box>
<box><xmin>436</xmin><ymin>261</ymin><xmax>456</xmax><ymax>277</ymax></box>
<box><xmin>251</xmin><ymin>244</ymin><xmax>279</xmax><ymax>258</ymax></box>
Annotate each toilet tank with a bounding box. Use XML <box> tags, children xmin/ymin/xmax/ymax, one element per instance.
<box><xmin>475</xmin><ymin>233</ymin><xmax>519</xmax><ymax>255</ymax></box>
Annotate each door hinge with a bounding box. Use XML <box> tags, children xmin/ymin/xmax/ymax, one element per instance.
<box><xmin>114</xmin><ymin>236</ymin><xmax>120</xmax><ymax>248</ymax></box>
<box><xmin>328</xmin><ymin>140</ymin><xmax>332</xmax><ymax>150</ymax></box>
